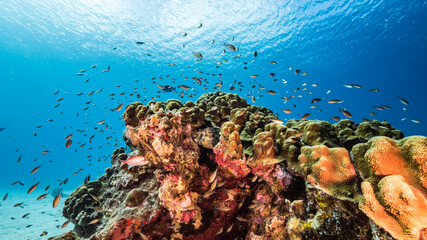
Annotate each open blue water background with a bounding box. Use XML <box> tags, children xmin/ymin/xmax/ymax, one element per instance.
<box><xmin>0</xmin><ymin>0</ymin><xmax>426</xmax><ymax>237</ymax></box>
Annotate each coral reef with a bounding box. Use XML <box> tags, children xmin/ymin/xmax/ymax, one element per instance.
<box><xmin>54</xmin><ymin>92</ymin><xmax>426</xmax><ymax>240</ymax></box>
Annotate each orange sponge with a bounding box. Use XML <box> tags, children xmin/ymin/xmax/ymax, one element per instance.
<box><xmin>298</xmin><ymin>145</ymin><xmax>358</xmax><ymax>201</ymax></box>
<box><xmin>359</xmin><ymin>176</ymin><xmax>427</xmax><ymax>240</ymax></box>
<box><xmin>353</xmin><ymin>136</ymin><xmax>427</xmax><ymax>240</ymax></box>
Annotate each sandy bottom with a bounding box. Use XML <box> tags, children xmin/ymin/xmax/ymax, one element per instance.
<box><xmin>0</xmin><ymin>189</ymin><xmax>73</xmax><ymax>239</ymax></box>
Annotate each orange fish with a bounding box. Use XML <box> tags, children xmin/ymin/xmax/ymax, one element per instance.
<box><xmin>66</xmin><ymin>139</ymin><xmax>72</xmax><ymax>148</ymax></box>
<box><xmin>89</xmin><ymin>218</ymin><xmax>100</xmax><ymax>224</ymax></box>
<box><xmin>301</xmin><ymin>113</ymin><xmax>311</xmax><ymax>120</ymax></box>
<box><xmin>339</xmin><ymin>108</ymin><xmax>352</xmax><ymax>118</ymax></box>
<box><xmin>30</xmin><ymin>165</ymin><xmax>40</xmax><ymax>174</ymax></box>
<box><xmin>53</xmin><ymin>192</ymin><xmax>61</xmax><ymax>208</ymax></box>
<box><xmin>27</xmin><ymin>182</ymin><xmax>39</xmax><ymax>194</ymax></box>
<box><xmin>116</xmin><ymin>103</ymin><xmax>124</xmax><ymax>111</ymax></box>
<box><xmin>37</xmin><ymin>193</ymin><xmax>48</xmax><ymax>201</ymax></box>
<box><xmin>61</xmin><ymin>220</ymin><xmax>70</xmax><ymax>229</ymax></box>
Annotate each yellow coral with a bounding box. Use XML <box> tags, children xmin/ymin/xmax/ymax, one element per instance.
<box><xmin>253</xmin><ymin>132</ymin><xmax>275</xmax><ymax>159</ymax></box>
<box><xmin>226</xmin><ymin>131</ymin><xmax>243</xmax><ymax>159</ymax></box>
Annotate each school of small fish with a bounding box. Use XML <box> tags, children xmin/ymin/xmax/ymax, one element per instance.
<box><xmin>0</xmin><ymin>20</ymin><xmax>421</xmax><ymax>239</ymax></box>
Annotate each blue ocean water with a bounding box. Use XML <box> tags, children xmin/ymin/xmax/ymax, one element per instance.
<box><xmin>0</xmin><ymin>0</ymin><xmax>426</xmax><ymax>238</ymax></box>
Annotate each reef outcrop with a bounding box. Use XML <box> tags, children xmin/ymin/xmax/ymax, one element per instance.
<box><xmin>54</xmin><ymin>91</ymin><xmax>426</xmax><ymax>240</ymax></box>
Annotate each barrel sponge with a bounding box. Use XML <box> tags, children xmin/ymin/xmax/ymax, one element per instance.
<box><xmin>352</xmin><ymin>136</ymin><xmax>427</xmax><ymax>192</ymax></box>
<box><xmin>298</xmin><ymin>145</ymin><xmax>358</xmax><ymax>201</ymax></box>
<box><xmin>359</xmin><ymin>176</ymin><xmax>427</xmax><ymax>240</ymax></box>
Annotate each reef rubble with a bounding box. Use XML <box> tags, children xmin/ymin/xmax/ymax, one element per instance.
<box><xmin>52</xmin><ymin>91</ymin><xmax>426</xmax><ymax>240</ymax></box>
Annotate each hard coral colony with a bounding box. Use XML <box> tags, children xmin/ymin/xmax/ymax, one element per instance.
<box><xmin>53</xmin><ymin>92</ymin><xmax>427</xmax><ymax>240</ymax></box>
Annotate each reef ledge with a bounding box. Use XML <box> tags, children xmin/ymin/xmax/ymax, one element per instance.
<box><xmin>51</xmin><ymin>91</ymin><xmax>427</xmax><ymax>240</ymax></box>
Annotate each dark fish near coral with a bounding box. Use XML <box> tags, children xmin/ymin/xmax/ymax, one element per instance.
<box><xmin>339</xmin><ymin>108</ymin><xmax>352</xmax><ymax>118</ymax></box>
<box><xmin>0</xmin><ymin>127</ymin><xmax>6</xmax><ymax>132</ymax></box>
<box><xmin>301</xmin><ymin>113</ymin><xmax>311</xmax><ymax>120</ymax></box>
<box><xmin>89</xmin><ymin>193</ymin><xmax>99</xmax><ymax>202</ymax></box>
<box><xmin>89</xmin><ymin>218</ymin><xmax>100</xmax><ymax>224</ymax></box>
<box><xmin>3</xmin><ymin>192</ymin><xmax>8</xmax><ymax>201</ymax></box>
<box><xmin>330</xmin><ymin>116</ymin><xmax>340</xmax><ymax>121</ymax></box>
<box><xmin>61</xmin><ymin>220</ymin><xmax>70</xmax><ymax>229</ymax></box>
<box><xmin>116</xmin><ymin>103</ymin><xmax>124</xmax><ymax>111</ymax></box>
<box><xmin>136</xmin><ymin>41</ymin><xmax>145</xmax><ymax>44</ymax></box>
<box><xmin>254</xmin><ymin>51</ymin><xmax>257</xmax><ymax>57</ymax></box>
